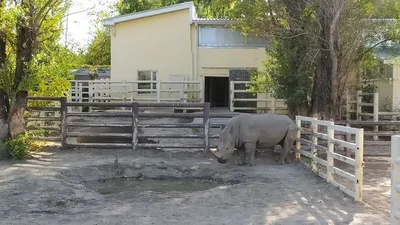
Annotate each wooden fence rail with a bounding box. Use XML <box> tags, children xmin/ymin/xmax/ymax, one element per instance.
<box><xmin>296</xmin><ymin>116</ymin><xmax>364</xmax><ymax>202</ymax></box>
<box><xmin>335</xmin><ymin>120</ymin><xmax>400</xmax><ymax>146</ymax></box>
<box><xmin>61</xmin><ymin>101</ymin><xmax>212</xmax><ymax>151</ymax></box>
<box><xmin>26</xmin><ymin>96</ymin><xmax>398</xmax><ymax>148</ymax></box>
<box><xmin>26</xmin><ymin>96</ymin><xmax>65</xmax><ymax>144</ymax></box>
<box><xmin>26</xmin><ymin>96</ymin><xmax>397</xmax><ymax>149</ymax></box>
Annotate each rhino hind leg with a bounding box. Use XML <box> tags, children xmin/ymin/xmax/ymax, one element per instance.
<box><xmin>244</xmin><ymin>142</ymin><xmax>257</xmax><ymax>166</ymax></box>
<box><xmin>236</xmin><ymin>148</ymin><xmax>246</xmax><ymax>166</ymax></box>
<box><xmin>279</xmin><ymin>129</ymin><xmax>296</xmax><ymax>165</ymax></box>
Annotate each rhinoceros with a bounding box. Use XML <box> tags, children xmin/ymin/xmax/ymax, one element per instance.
<box><xmin>210</xmin><ymin>113</ymin><xmax>297</xmax><ymax>166</ymax></box>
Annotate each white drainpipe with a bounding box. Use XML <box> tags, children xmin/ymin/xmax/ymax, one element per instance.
<box><xmin>194</xmin><ymin>23</ymin><xmax>198</xmax><ymax>82</ymax></box>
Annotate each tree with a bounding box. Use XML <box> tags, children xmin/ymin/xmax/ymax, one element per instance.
<box><xmin>117</xmin><ymin>0</ymin><xmax>235</xmax><ymax>18</ymax></box>
<box><xmin>84</xmin><ymin>9</ymin><xmax>112</xmax><ymax>66</ymax></box>
<box><xmin>230</xmin><ymin>0</ymin><xmax>318</xmax><ymax>116</ymax></box>
<box><xmin>232</xmin><ymin>0</ymin><xmax>400</xmax><ymax>119</ymax></box>
<box><xmin>85</xmin><ymin>28</ymin><xmax>111</xmax><ymax>66</ymax></box>
<box><xmin>0</xmin><ymin>0</ymin><xmax>77</xmax><ymax>147</ymax></box>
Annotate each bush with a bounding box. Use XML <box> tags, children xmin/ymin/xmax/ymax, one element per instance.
<box><xmin>2</xmin><ymin>133</ymin><xmax>33</xmax><ymax>160</ymax></box>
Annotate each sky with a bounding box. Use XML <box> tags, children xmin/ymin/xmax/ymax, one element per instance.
<box><xmin>59</xmin><ymin>0</ymin><xmax>118</xmax><ymax>51</ymax></box>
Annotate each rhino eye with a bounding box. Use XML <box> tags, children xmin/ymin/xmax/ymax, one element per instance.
<box><xmin>226</xmin><ymin>148</ymin><xmax>228</xmax><ymax>150</ymax></box>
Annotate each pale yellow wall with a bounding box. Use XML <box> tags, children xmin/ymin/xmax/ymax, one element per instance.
<box><xmin>109</xmin><ymin>9</ymin><xmax>193</xmax><ymax>100</ymax></box>
<box><xmin>108</xmin><ymin>9</ymin><xmax>275</xmax><ymax>106</ymax></box>
<box><xmin>376</xmin><ymin>81</ymin><xmax>393</xmax><ymax>110</ymax></box>
<box><xmin>198</xmin><ymin>47</ymin><xmax>268</xmax><ymax>108</ymax></box>
<box><xmin>197</xmin><ymin>47</ymin><xmax>267</xmax><ymax>77</ymax></box>
<box><xmin>375</xmin><ymin>64</ymin><xmax>394</xmax><ymax>110</ymax></box>
<box><xmin>392</xmin><ymin>64</ymin><xmax>400</xmax><ymax>110</ymax></box>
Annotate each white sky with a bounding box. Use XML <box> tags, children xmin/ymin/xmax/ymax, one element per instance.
<box><xmin>59</xmin><ymin>0</ymin><xmax>118</xmax><ymax>51</ymax></box>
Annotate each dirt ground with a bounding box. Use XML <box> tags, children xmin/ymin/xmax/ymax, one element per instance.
<box><xmin>0</xmin><ymin>113</ymin><xmax>393</xmax><ymax>225</ymax></box>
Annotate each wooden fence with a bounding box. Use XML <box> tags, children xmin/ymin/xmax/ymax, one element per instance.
<box><xmin>335</xmin><ymin>120</ymin><xmax>400</xmax><ymax>146</ymax></box>
<box><xmin>26</xmin><ymin>97</ymin><xmax>241</xmax><ymax>150</ymax></box>
<box><xmin>26</xmin><ymin>96</ymin><xmax>398</xmax><ymax>149</ymax></box>
<box><xmin>66</xmin><ymin>102</ymin><xmax>212</xmax><ymax>150</ymax></box>
<box><xmin>347</xmin><ymin>91</ymin><xmax>400</xmax><ymax>121</ymax></box>
<box><xmin>26</xmin><ymin>96</ymin><xmax>66</xmax><ymax>144</ymax></box>
<box><xmin>68</xmin><ymin>79</ymin><xmax>289</xmax><ymax>114</ymax></box>
<box><xmin>229</xmin><ymin>81</ymin><xmax>287</xmax><ymax>114</ymax></box>
<box><xmin>296</xmin><ymin>116</ymin><xmax>364</xmax><ymax>202</ymax></box>
<box><xmin>69</xmin><ymin>79</ymin><xmax>203</xmax><ymax>104</ymax></box>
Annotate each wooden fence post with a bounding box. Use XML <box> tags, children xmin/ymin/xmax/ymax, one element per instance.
<box><xmin>203</xmin><ymin>102</ymin><xmax>210</xmax><ymax>152</ymax></box>
<box><xmin>345</xmin><ymin>122</ymin><xmax>351</xmax><ymax>157</ymax></box>
<box><xmin>88</xmin><ymin>81</ymin><xmax>93</xmax><ymax>112</ymax></box>
<box><xmin>327</xmin><ymin>121</ymin><xmax>335</xmax><ymax>183</ymax></box>
<box><xmin>157</xmin><ymin>80</ymin><xmax>161</xmax><ymax>103</ymax></box>
<box><xmin>311</xmin><ymin>119</ymin><xmax>318</xmax><ymax>173</ymax></box>
<box><xmin>391</xmin><ymin>135</ymin><xmax>400</xmax><ymax>224</ymax></box>
<box><xmin>295</xmin><ymin>117</ymin><xmax>301</xmax><ymax>160</ymax></box>
<box><xmin>373</xmin><ymin>92</ymin><xmax>379</xmax><ymax>141</ymax></box>
<box><xmin>271</xmin><ymin>96</ymin><xmax>276</xmax><ymax>114</ymax></box>
<box><xmin>345</xmin><ymin>90</ymin><xmax>350</xmax><ymax>120</ymax></box>
<box><xmin>229</xmin><ymin>81</ymin><xmax>234</xmax><ymax>112</ymax></box>
<box><xmin>356</xmin><ymin>90</ymin><xmax>361</xmax><ymax>120</ymax></box>
<box><xmin>355</xmin><ymin>127</ymin><xmax>364</xmax><ymax>202</ymax></box>
<box><xmin>132</xmin><ymin>102</ymin><xmax>139</xmax><ymax>151</ymax></box>
<box><xmin>60</xmin><ymin>97</ymin><xmax>67</xmax><ymax>150</ymax></box>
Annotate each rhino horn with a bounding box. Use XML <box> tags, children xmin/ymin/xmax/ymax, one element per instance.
<box><xmin>209</xmin><ymin>148</ymin><xmax>221</xmax><ymax>159</ymax></box>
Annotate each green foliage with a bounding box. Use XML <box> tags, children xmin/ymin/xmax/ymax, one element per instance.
<box><xmin>230</xmin><ymin>0</ymin><xmax>400</xmax><ymax>115</ymax></box>
<box><xmin>232</xmin><ymin>0</ymin><xmax>317</xmax><ymax>113</ymax></box>
<box><xmin>0</xmin><ymin>0</ymin><xmax>74</xmax><ymax>97</ymax></box>
<box><xmin>2</xmin><ymin>132</ymin><xmax>32</xmax><ymax>160</ymax></box>
<box><xmin>85</xmin><ymin>28</ymin><xmax>111</xmax><ymax>66</ymax></box>
<box><xmin>1</xmin><ymin>128</ymin><xmax>45</xmax><ymax>160</ymax></box>
<box><xmin>0</xmin><ymin>0</ymin><xmax>77</xmax><ymax>152</ymax></box>
<box><xmin>117</xmin><ymin>0</ymin><xmax>235</xmax><ymax>18</ymax></box>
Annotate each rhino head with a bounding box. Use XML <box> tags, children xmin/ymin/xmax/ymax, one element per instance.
<box><xmin>211</xmin><ymin>125</ymin><xmax>236</xmax><ymax>164</ymax></box>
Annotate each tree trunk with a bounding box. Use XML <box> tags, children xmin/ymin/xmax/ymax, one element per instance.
<box><xmin>0</xmin><ymin>90</ymin><xmax>9</xmax><ymax>142</ymax></box>
<box><xmin>6</xmin><ymin>1</ymin><xmax>35</xmax><ymax>138</ymax></box>
<box><xmin>311</xmin><ymin>0</ymin><xmax>343</xmax><ymax>120</ymax></box>
<box><xmin>7</xmin><ymin>91</ymin><xmax>28</xmax><ymax>138</ymax></box>
<box><xmin>0</xmin><ymin>0</ymin><xmax>8</xmax><ymax>146</ymax></box>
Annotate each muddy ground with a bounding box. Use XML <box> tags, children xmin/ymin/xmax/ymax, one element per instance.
<box><xmin>0</xmin><ymin>111</ymin><xmax>393</xmax><ymax>225</ymax></box>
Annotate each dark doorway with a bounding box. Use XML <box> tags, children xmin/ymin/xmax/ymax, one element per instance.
<box><xmin>204</xmin><ymin>76</ymin><xmax>229</xmax><ymax>108</ymax></box>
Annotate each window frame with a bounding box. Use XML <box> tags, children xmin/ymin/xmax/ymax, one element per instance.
<box><xmin>198</xmin><ymin>25</ymin><xmax>267</xmax><ymax>48</ymax></box>
<box><xmin>137</xmin><ymin>70</ymin><xmax>158</xmax><ymax>95</ymax></box>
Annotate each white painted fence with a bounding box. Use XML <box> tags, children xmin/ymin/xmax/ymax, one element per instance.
<box><xmin>230</xmin><ymin>81</ymin><xmax>287</xmax><ymax>114</ymax></box>
<box><xmin>69</xmin><ymin>80</ymin><xmax>203</xmax><ymax>104</ymax></box>
<box><xmin>346</xmin><ymin>91</ymin><xmax>400</xmax><ymax>121</ymax></box>
<box><xmin>392</xmin><ymin>135</ymin><xmax>400</xmax><ymax>224</ymax></box>
<box><xmin>296</xmin><ymin>116</ymin><xmax>364</xmax><ymax>201</ymax></box>
<box><xmin>68</xmin><ymin>79</ymin><xmax>288</xmax><ymax>113</ymax></box>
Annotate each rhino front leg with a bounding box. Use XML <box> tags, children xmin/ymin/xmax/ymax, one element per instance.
<box><xmin>236</xmin><ymin>148</ymin><xmax>246</xmax><ymax>166</ymax></box>
<box><xmin>244</xmin><ymin>142</ymin><xmax>257</xmax><ymax>166</ymax></box>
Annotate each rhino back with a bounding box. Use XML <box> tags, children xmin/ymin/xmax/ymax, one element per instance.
<box><xmin>235</xmin><ymin>114</ymin><xmax>294</xmax><ymax>145</ymax></box>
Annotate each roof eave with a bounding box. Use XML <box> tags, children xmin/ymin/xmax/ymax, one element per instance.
<box><xmin>193</xmin><ymin>20</ymin><xmax>237</xmax><ymax>25</ymax></box>
<box><xmin>102</xmin><ymin>1</ymin><xmax>196</xmax><ymax>26</ymax></box>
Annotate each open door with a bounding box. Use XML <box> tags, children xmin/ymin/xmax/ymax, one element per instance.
<box><xmin>204</xmin><ymin>76</ymin><xmax>229</xmax><ymax>108</ymax></box>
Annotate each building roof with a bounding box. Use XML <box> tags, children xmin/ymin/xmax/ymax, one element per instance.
<box><xmin>193</xmin><ymin>18</ymin><xmax>236</xmax><ymax>25</ymax></box>
<box><xmin>103</xmin><ymin>1</ymin><xmax>197</xmax><ymax>26</ymax></box>
<box><xmin>102</xmin><ymin>1</ymin><xmax>236</xmax><ymax>26</ymax></box>
<box><xmin>374</xmin><ymin>46</ymin><xmax>400</xmax><ymax>64</ymax></box>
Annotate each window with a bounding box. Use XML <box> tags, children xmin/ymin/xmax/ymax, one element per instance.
<box><xmin>198</xmin><ymin>26</ymin><xmax>267</xmax><ymax>47</ymax></box>
<box><xmin>138</xmin><ymin>71</ymin><xmax>157</xmax><ymax>94</ymax></box>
